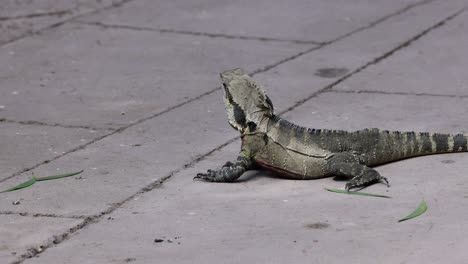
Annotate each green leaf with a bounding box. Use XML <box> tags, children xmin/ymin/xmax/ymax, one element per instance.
<box><xmin>324</xmin><ymin>187</ymin><xmax>391</xmax><ymax>198</ymax></box>
<box><xmin>0</xmin><ymin>170</ymin><xmax>83</xmax><ymax>193</ymax></box>
<box><xmin>36</xmin><ymin>170</ymin><xmax>84</xmax><ymax>181</ymax></box>
<box><xmin>398</xmin><ymin>200</ymin><xmax>427</xmax><ymax>222</ymax></box>
<box><xmin>0</xmin><ymin>177</ymin><xmax>37</xmax><ymax>193</ymax></box>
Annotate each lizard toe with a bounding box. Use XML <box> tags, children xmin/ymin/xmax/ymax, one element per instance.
<box><xmin>194</xmin><ymin>171</ymin><xmax>218</xmax><ymax>182</ymax></box>
<box><xmin>380</xmin><ymin>176</ymin><xmax>390</xmax><ymax>187</ymax></box>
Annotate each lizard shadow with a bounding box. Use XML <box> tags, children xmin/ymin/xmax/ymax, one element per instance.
<box><xmin>240</xmin><ymin>169</ymin><xmax>350</xmax><ymax>183</ymax></box>
<box><xmin>236</xmin><ymin>170</ymin><xmax>265</xmax><ymax>182</ymax></box>
<box><xmin>332</xmin><ymin>175</ymin><xmax>349</xmax><ymax>182</ymax></box>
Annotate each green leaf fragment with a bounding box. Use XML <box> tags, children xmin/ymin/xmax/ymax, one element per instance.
<box><xmin>0</xmin><ymin>177</ymin><xmax>37</xmax><ymax>193</ymax></box>
<box><xmin>398</xmin><ymin>200</ymin><xmax>427</xmax><ymax>222</ymax></box>
<box><xmin>0</xmin><ymin>170</ymin><xmax>84</xmax><ymax>193</ymax></box>
<box><xmin>324</xmin><ymin>187</ymin><xmax>391</xmax><ymax>198</ymax></box>
<box><xmin>36</xmin><ymin>170</ymin><xmax>83</xmax><ymax>181</ymax></box>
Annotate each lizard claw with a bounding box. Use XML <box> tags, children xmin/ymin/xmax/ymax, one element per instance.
<box><xmin>345</xmin><ymin>175</ymin><xmax>390</xmax><ymax>191</ymax></box>
<box><xmin>380</xmin><ymin>176</ymin><xmax>390</xmax><ymax>187</ymax></box>
<box><xmin>345</xmin><ymin>183</ymin><xmax>357</xmax><ymax>192</ymax></box>
<box><xmin>194</xmin><ymin>170</ymin><xmax>217</xmax><ymax>182</ymax></box>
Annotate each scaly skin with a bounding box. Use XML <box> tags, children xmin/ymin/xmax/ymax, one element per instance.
<box><xmin>195</xmin><ymin>68</ymin><xmax>468</xmax><ymax>190</ymax></box>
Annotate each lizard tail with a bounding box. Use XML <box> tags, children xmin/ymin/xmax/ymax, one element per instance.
<box><xmin>408</xmin><ymin>132</ymin><xmax>468</xmax><ymax>156</ymax></box>
<box><xmin>368</xmin><ymin>130</ymin><xmax>468</xmax><ymax>165</ymax></box>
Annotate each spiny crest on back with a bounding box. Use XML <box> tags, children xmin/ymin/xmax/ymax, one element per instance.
<box><xmin>220</xmin><ymin>68</ymin><xmax>274</xmax><ymax>133</ymax></box>
<box><xmin>245</xmin><ymin>78</ymin><xmax>274</xmax><ymax>114</ymax></box>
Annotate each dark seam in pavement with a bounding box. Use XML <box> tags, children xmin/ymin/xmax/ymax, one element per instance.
<box><xmin>0</xmin><ymin>10</ymin><xmax>72</xmax><ymax>21</ymax></box>
<box><xmin>0</xmin><ymin>86</ymin><xmax>221</xmax><ymax>185</ymax></box>
<box><xmin>0</xmin><ymin>0</ymin><xmax>429</xmax><ymax>150</ymax></box>
<box><xmin>0</xmin><ymin>0</ymin><xmax>135</xmax><ymax>48</ymax></box>
<box><xmin>248</xmin><ymin>0</ymin><xmax>435</xmax><ymax>75</ymax></box>
<box><xmin>74</xmin><ymin>0</ymin><xmax>434</xmax><ymax>46</ymax></box>
<box><xmin>0</xmin><ymin>118</ymin><xmax>113</xmax><ymax>131</ymax></box>
<box><xmin>74</xmin><ymin>21</ymin><xmax>324</xmax><ymax>45</ymax></box>
<box><xmin>11</xmin><ymin>174</ymin><xmax>171</xmax><ymax>262</ymax></box>
<box><xmin>0</xmin><ymin>36</ymin><xmax>317</xmax><ymax>184</ymax></box>
<box><xmin>0</xmin><ymin>211</ymin><xmax>87</xmax><ymax>219</ymax></box>
<box><xmin>11</xmin><ymin>137</ymin><xmax>241</xmax><ymax>262</ymax></box>
<box><xmin>8</xmin><ymin>2</ymin><xmax>445</xmax><ymax>263</ymax></box>
<box><xmin>177</xmin><ymin>4</ymin><xmax>468</xmax><ymax>177</ymax></box>
<box><xmin>249</xmin><ymin>45</ymin><xmax>325</xmax><ymax>75</ymax></box>
<box><xmin>0</xmin><ymin>0</ymin><xmax>138</xmax><ymax>185</ymax></box>
<box><xmin>326</xmin><ymin>89</ymin><xmax>468</xmax><ymax>99</ymax></box>
<box><xmin>325</xmin><ymin>0</ymin><xmax>436</xmax><ymax>44</ymax></box>
<box><xmin>279</xmin><ymin>6</ymin><xmax>467</xmax><ymax>115</ymax></box>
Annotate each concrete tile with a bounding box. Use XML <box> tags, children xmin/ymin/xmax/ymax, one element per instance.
<box><xmin>80</xmin><ymin>0</ymin><xmax>423</xmax><ymax>43</ymax></box>
<box><xmin>0</xmin><ymin>0</ymin><xmax>123</xmax><ymax>45</ymax></box>
<box><xmin>1</xmin><ymin>0</ymin><xmax>465</xmax><ymax>227</ymax></box>
<box><xmin>334</xmin><ymin>8</ymin><xmax>468</xmax><ymax>96</ymax></box>
<box><xmin>0</xmin><ymin>122</ymin><xmax>105</xmax><ymax>181</ymax></box>
<box><xmin>0</xmin><ymin>0</ymin><xmax>117</xmax><ymax>17</ymax></box>
<box><xmin>0</xmin><ymin>90</ymin><xmax>239</xmax><ymax>216</ymax></box>
<box><xmin>0</xmin><ymin>215</ymin><xmax>81</xmax><ymax>264</ymax></box>
<box><xmin>6</xmin><ymin>54</ymin><xmax>465</xmax><ymax>218</ymax></box>
<box><xmin>28</xmin><ymin>138</ymin><xmax>468</xmax><ymax>264</ymax></box>
<box><xmin>4</xmin><ymin>2</ymin><xmax>468</xmax><ymax>262</ymax></box>
<box><xmin>251</xmin><ymin>0</ymin><xmax>468</xmax><ymax>113</ymax></box>
<box><xmin>282</xmin><ymin>91</ymin><xmax>468</xmax><ymax>215</ymax></box>
<box><xmin>0</xmin><ymin>23</ymin><xmax>310</xmax><ymax>129</ymax></box>
<box><xmin>28</xmin><ymin>92</ymin><xmax>468</xmax><ymax>264</ymax></box>
<box><xmin>284</xmin><ymin>92</ymin><xmax>468</xmax><ymax>133</ymax></box>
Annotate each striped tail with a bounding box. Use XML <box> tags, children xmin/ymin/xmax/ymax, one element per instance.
<box><xmin>366</xmin><ymin>130</ymin><xmax>468</xmax><ymax>165</ymax></box>
<box><xmin>413</xmin><ymin>132</ymin><xmax>468</xmax><ymax>155</ymax></box>
<box><xmin>391</xmin><ymin>132</ymin><xmax>468</xmax><ymax>162</ymax></box>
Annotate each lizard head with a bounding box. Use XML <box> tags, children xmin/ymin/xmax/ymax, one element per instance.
<box><xmin>220</xmin><ymin>68</ymin><xmax>274</xmax><ymax>134</ymax></box>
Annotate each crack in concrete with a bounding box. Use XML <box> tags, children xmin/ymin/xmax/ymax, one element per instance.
<box><xmin>75</xmin><ymin>21</ymin><xmax>324</xmax><ymax>45</ymax></box>
<box><xmin>0</xmin><ymin>10</ymin><xmax>71</xmax><ymax>21</ymax></box>
<box><xmin>10</xmin><ymin>136</ymin><xmax>243</xmax><ymax>263</ymax></box>
<box><xmin>250</xmin><ymin>45</ymin><xmax>326</xmax><ymax>75</ymax></box>
<box><xmin>10</xmin><ymin>174</ymin><xmax>172</xmax><ymax>263</ymax></box>
<box><xmin>0</xmin><ymin>44</ymin><xmax>323</xmax><ymax>185</ymax></box>
<box><xmin>247</xmin><ymin>0</ymin><xmax>436</xmax><ymax>77</ymax></box>
<box><xmin>8</xmin><ymin>1</ymin><xmax>448</xmax><ymax>263</ymax></box>
<box><xmin>0</xmin><ymin>210</ymin><xmax>87</xmax><ymax>219</ymax></box>
<box><xmin>326</xmin><ymin>0</ymin><xmax>436</xmax><ymax>44</ymax></box>
<box><xmin>75</xmin><ymin>0</ymin><xmax>434</xmax><ymax>46</ymax></box>
<box><xmin>0</xmin><ymin>0</ymin><xmax>431</xmax><ymax>184</ymax></box>
<box><xmin>326</xmin><ymin>89</ymin><xmax>468</xmax><ymax>99</ymax></box>
<box><xmin>0</xmin><ymin>86</ymin><xmax>224</xmax><ymax>185</ymax></box>
<box><xmin>0</xmin><ymin>0</ymin><xmax>135</xmax><ymax>47</ymax></box>
<box><xmin>279</xmin><ymin>5</ymin><xmax>467</xmax><ymax>115</ymax></box>
<box><xmin>0</xmin><ymin>118</ymin><xmax>113</xmax><ymax>131</ymax></box>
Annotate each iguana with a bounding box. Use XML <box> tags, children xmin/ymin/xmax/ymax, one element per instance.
<box><xmin>195</xmin><ymin>68</ymin><xmax>468</xmax><ymax>190</ymax></box>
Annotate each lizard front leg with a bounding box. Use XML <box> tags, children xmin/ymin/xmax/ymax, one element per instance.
<box><xmin>194</xmin><ymin>152</ymin><xmax>253</xmax><ymax>182</ymax></box>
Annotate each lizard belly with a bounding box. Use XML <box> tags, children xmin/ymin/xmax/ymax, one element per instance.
<box><xmin>256</xmin><ymin>160</ymin><xmax>307</xmax><ymax>179</ymax></box>
<box><xmin>253</xmin><ymin>144</ymin><xmax>328</xmax><ymax>180</ymax></box>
